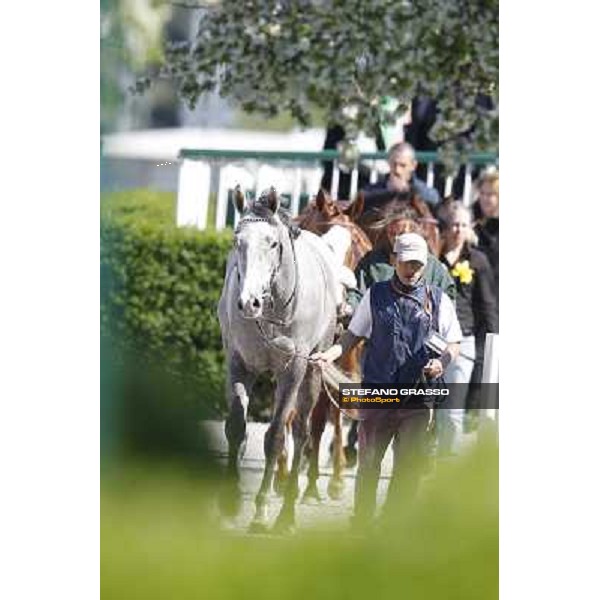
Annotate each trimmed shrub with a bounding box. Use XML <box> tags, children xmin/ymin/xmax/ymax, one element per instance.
<box><xmin>101</xmin><ymin>189</ymin><xmax>233</xmax><ymax>418</ymax></box>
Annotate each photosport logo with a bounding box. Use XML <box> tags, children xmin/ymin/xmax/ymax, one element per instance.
<box><xmin>338</xmin><ymin>383</ymin><xmax>499</xmax><ymax>409</ymax></box>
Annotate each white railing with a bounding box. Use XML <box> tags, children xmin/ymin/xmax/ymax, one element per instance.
<box><xmin>176</xmin><ymin>149</ymin><xmax>499</xmax><ymax>230</ymax></box>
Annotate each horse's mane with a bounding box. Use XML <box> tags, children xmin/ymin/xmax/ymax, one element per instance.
<box><xmin>370</xmin><ymin>193</ymin><xmax>432</xmax><ymax>227</ymax></box>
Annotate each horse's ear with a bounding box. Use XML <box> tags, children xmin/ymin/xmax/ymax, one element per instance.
<box><xmin>346</xmin><ymin>191</ymin><xmax>365</xmax><ymax>220</ymax></box>
<box><xmin>266</xmin><ymin>187</ymin><xmax>280</xmax><ymax>213</ymax></box>
<box><xmin>233</xmin><ymin>186</ymin><xmax>247</xmax><ymax>214</ymax></box>
<box><xmin>315</xmin><ymin>188</ymin><xmax>328</xmax><ymax>211</ymax></box>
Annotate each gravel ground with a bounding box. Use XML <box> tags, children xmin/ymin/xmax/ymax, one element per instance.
<box><xmin>202</xmin><ymin>419</ymin><xmax>479</xmax><ymax>534</ymax></box>
<box><xmin>203</xmin><ymin>420</ymin><xmax>372</xmax><ymax>533</ymax></box>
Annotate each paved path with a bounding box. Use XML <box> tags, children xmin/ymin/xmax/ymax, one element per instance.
<box><xmin>202</xmin><ymin>420</ymin><xmax>481</xmax><ymax>533</ymax></box>
<box><xmin>203</xmin><ymin>420</ymin><xmax>401</xmax><ymax>533</ymax></box>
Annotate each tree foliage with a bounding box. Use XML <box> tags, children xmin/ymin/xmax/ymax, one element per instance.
<box><xmin>139</xmin><ymin>0</ymin><xmax>498</xmax><ymax>160</ymax></box>
<box><xmin>101</xmin><ymin>0</ymin><xmax>173</xmax><ymax>131</ymax></box>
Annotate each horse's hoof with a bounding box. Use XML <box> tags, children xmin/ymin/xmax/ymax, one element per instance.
<box><xmin>272</xmin><ymin>515</ymin><xmax>296</xmax><ymax>535</ymax></box>
<box><xmin>248</xmin><ymin>521</ymin><xmax>270</xmax><ymax>535</ymax></box>
<box><xmin>344</xmin><ymin>446</ymin><xmax>358</xmax><ymax>469</ymax></box>
<box><xmin>327</xmin><ymin>478</ymin><xmax>345</xmax><ymax>500</ymax></box>
<box><xmin>217</xmin><ymin>484</ymin><xmax>242</xmax><ymax>517</ymax></box>
<box><xmin>272</xmin><ymin>522</ymin><xmax>296</xmax><ymax>536</ymax></box>
<box><xmin>301</xmin><ymin>484</ymin><xmax>322</xmax><ymax>504</ymax></box>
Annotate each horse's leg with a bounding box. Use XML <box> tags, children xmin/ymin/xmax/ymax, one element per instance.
<box><xmin>345</xmin><ymin>420</ymin><xmax>359</xmax><ymax>468</ymax></box>
<box><xmin>274</xmin><ymin>415</ymin><xmax>292</xmax><ymax>496</ymax></box>
<box><xmin>250</xmin><ymin>360</ymin><xmax>307</xmax><ymax>533</ymax></box>
<box><xmin>342</xmin><ymin>345</ymin><xmax>362</xmax><ymax>468</ymax></box>
<box><xmin>327</xmin><ymin>405</ymin><xmax>346</xmax><ymax>500</ymax></box>
<box><xmin>302</xmin><ymin>390</ymin><xmax>327</xmax><ymax>503</ymax></box>
<box><xmin>218</xmin><ymin>354</ymin><xmax>255</xmax><ymax>517</ymax></box>
<box><xmin>273</xmin><ymin>361</ymin><xmax>321</xmax><ymax>533</ymax></box>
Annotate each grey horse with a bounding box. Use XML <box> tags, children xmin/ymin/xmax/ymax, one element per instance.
<box><xmin>217</xmin><ymin>187</ymin><xmax>339</xmax><ymax>533</ymax></box>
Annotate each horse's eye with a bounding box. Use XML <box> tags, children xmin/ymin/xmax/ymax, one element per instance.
<box><xmin>270</xmin><ymin>241</ymin><xmax>279</xmax><ymax>249</ymax></box>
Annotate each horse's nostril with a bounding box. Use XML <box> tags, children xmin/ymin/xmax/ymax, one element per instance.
<box><xmin>252</xmin><ymin>298</ymin><xmax>261</xmax><ymax>308</ymax></box>
<box><xmin>237</xmin><ymin>299</ymin><xmax>244</xmax><ymax>310</ymax></box>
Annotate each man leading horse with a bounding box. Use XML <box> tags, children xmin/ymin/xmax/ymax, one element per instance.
<box><xmin>311</xmin><ymin>232</ymin><xmax>461</xmax><ymax>529</ymax></box>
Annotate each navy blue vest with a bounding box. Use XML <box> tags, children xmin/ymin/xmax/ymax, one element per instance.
<box><xmin>362</xmin><ymin>278</ymin><xmax>443</xmax><ymax>385</ymax></box>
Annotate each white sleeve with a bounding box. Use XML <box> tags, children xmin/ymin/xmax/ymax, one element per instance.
<box><xmin>348</xmin><ymin>289</ymin><xmax>372</xmax><ymax>339</ymax></box>
<box><xmin>437</xmin><ymin>292</ymin><xmax>462</xmax><ymax>343</ymax></box>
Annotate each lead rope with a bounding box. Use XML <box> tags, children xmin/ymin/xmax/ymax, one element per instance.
<box><xmin>252</xmin><ymin>321</ymin><xmax>363</xmax><ymax>421</ymax></box>
<box><xmin>319</xmin><ymin>369</ymin><xmax>366</xmax><ymax>421</ymax></box>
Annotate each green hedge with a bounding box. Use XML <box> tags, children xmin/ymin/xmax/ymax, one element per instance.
<box><xmin>101</xmin><ymin>189</ymin><xmax>234</xmax><ymax>418</ymax></box>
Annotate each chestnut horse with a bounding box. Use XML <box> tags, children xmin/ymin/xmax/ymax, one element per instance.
<box><xmin>356</xmin><ymin>190</ymin><xmax>442</xmax><ymax>257</ymax></box>
<box><xmin>290</xmin><ymin>189</ymin><xmax>372</xmax><ymax>500</ymax></box>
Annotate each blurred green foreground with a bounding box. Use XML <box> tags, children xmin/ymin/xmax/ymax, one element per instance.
<box><xmin>101</xmin><ymin>334</ymin><xmax>498</xmax><ymax>600</ymax></box>
<box><xmin>102</xmin><ymin>442</ymin><xmax>497</xmax><ymax>600</ymax></box>
<box><xmin>102</xmin><ymin>446</ymin><xmax>497</xmax><ymax>598</ymax></box>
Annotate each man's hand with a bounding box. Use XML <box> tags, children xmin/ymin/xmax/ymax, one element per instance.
<box><xmin>423</xmin><ymin>358</ymin><xmax>444</xmax><ymax>379</ymax></box>
<box><xmin>310</xmin><ymin>331</ymin><xmax>362</xmax><ymax>367</ymax></box>
<box><xmin>310</xmin><ymin>344</ymin><xmax>343</xmax><ymax>366</ymax></box>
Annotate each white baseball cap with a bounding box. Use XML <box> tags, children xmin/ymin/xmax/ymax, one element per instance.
<box><xmin>393</xmin><ymin>232</ymin><xmax>428</xmax><ymax>265</ymax></box>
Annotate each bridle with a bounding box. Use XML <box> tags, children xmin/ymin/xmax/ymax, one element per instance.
<box><xmin>234</xmin><ymin>215</ymin><xmax>299</xmax><ymax>328</ymax></box>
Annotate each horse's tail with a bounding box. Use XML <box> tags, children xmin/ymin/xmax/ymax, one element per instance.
<box><xmin>320</xmin><ymin>361</ymin><xmax>360</xmax><ymax>390</ymax></box>
<box><xmin>319</xmin><ymin>361</ymin><xmax>363</xmax><ymax>421</ymax></box>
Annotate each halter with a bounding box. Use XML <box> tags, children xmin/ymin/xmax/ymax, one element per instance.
<box><xmin>234</xmin><ymin>214</ymin><xmax>299</xmax><ymax>327</ymax></box>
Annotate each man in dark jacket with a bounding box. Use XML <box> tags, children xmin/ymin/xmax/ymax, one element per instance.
<box><xmin>362</xmin><ymin>142</ymin><xmax>441</xmax><ymax>210</ymax></box>
<box><xmin>311</xmin><ymin>233</ymin><xmax>461</xmax><ymax>528</ymax></box>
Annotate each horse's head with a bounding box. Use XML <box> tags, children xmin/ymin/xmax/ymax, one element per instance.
<box><xmin>359</xmin><ymin>193</ymin><xmax>441</xmax><ymax>257</ymax></box>
<box><xmin>295</xmin><ymin>189</ymin><xmax>372</xmax><ymax>270</ymax></box>
<box><xmin>295</xmin><ymin>189</ymin><xmax>339</xmax><ymax>234</ymax></box>
<box><xmin>232</xmin><ymin>187</ymin><xmax>289</xmax><ymax>319</ymax></box>
<box><xmin>296</xmin><ymin>188</ymin><xmax>365</xmax><ymax>232</ymax></box>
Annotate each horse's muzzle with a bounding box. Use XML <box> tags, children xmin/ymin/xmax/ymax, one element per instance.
<box><xmin>238</xmin><ymin>295</ymin><xmax>263</xmax><ymax>318</ymax></box>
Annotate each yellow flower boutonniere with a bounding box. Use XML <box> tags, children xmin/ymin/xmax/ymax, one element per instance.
<box><xmin>451</xmin><ymin>260</ymin><xmax>474</xmax><ymax>284</ymax></box>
